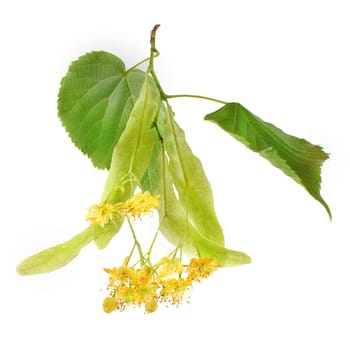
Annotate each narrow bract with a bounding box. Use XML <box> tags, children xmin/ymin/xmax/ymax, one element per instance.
<box><xmin>163</xmin><ymin>110</ymin><xmax>225</xmax><ymax>246</ymax></box>
<box><xmin>95</xmin><ymin>74</ymin><xmax>161</xmax><ymax>247</ymax></box>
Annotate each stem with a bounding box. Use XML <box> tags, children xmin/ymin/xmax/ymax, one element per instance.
<box><xmin>127</xmin><ymin>218</ymin><xmax>145</xmax><ymax>265</ymax></box>
<box><xmin>147</xmin><ymin>25</ymin><xmax>227</xmax><ymax>106</ymax></box>
<box><xmin>125</xmin><ymin>243</ymin><xmax>137</xmax><ymax>266</ymax></box>
<box><xmin>146</xmin><ymin>227</ymin><xmax>161</xmax><ymax>260</ymax></box>
<box><xmin>148</xmin><ymin>24</ymin><xmax>167</xmax><ymax>99</ymax></box>
<box><xmin>166</xmin><ymin>94</ymin><xmax>228</xmax><ymax>105</ymax></box>
<box><xmin>149</xmin><ymin>24</ymin><xmax>160</xmax><ymax>71</ymax></box>
<box><xmin>171</xmin><ymin>243</ymin><xmax>183</xmax><ymax>261</ymax></box>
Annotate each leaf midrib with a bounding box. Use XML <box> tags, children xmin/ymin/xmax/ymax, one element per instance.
<box><xmin>231</xmin><ymin>104</ymin><xmax>326</xmax><ymax>162</ymax></box>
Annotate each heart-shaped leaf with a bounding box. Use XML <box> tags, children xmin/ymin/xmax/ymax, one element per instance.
<box><xmin>58</xmin><ymin>51</ymin><xmax>146</xmax><ymax>169</ymax></box>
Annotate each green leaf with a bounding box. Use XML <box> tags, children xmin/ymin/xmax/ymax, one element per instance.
<box><xmin>58</xmin><ymin>51</ymin><xmax>146</xmax><ymax>169</ymax></box>
<box><xmin>205</xmin><ymin>103</ymin><xmax>331</xmax><ymax>218</ymax></box>
<box><xmin>95</xmin><ymin>74</ymin><xmax>161</xmax><ymax>248</ymax></box>
<box><xmin>163</xmin><ymin>110</ymin><xmax>225</xmax><ymax>245</ymax></box>
<box><xmin>158</xmin><ymin>152</ymin><xmax>250</xmax><ymax>267</ymax></box>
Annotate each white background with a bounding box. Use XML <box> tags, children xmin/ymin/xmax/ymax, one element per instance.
<box><xmin>2</xmin><ymin>0</ymin><xmax>349</xmax><ymax>349</ymax></box>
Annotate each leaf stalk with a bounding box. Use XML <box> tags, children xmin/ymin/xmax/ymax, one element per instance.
<box><xmin>166</xmin><ymin>94</ymin><xmax>228</xmax><ymax>105</ymax></box>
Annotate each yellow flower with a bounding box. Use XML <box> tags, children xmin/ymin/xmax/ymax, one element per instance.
<box><xmin>187</xmin><ymin>258</ymin><xmax>221</xmax><ymax>281</ymax></box>
<box><xmin>155</xmin><ymin>255</ymin><xmax>183</xmax><ymax>279</ymax></box>
<box><xmin>123</xmin><ymin>191</ymin><xmax>160</xmax><ymax>218</ymax></box>
<box><xmin>103</xmin><ymin>265</ymin><xmax>135</xmax><ymax>285</ymax></box>
<box><xmin>86</xmin><ymin>203</ymin><xmax>118</xmax><ymax>227</ymax></box>
<box><xmin>103</xmin><ymin>263</ymin><xmax>159</xmax><ymax>313</ymax></box>
<box><xmin>136</xmin><ymin>282</ymin><xmax>159</xmax><ymax>311</ymax></box>
<box><xmin>102</xmin><ymin>255</ymin><xmax>220</xmax><ymax>313</ymax></box>
<box><xmin>103</xmin><ymin>297</ymin><xmax>119</xmax><ymax>313</ymax></box>
<box><xmin>135</xmin><ymin>265</ymin><xmax>153</xmax><ymax>285</ymax></box>
<box><xmin>86</xmin><ymin>192</ymin><xmax>160</xmax><ymax>226</ymax></box>
<box><xmin>145</xmin><ymin>299</ymin><xmax>158</xmax><ymax>313</ymax></box>
<box><xmin>159</xmin><ymin>278</ymin><xmax>192</xmax><ymax>306</ymax></box>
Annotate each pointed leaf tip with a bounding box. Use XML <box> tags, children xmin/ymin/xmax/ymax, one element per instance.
<box><xmin>205</xmin><ymin>103</ymin><xmax>331</xmax><ymax>217</ymax></box>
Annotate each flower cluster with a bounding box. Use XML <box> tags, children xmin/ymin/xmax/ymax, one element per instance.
<box><xmin>124</xmin><ymin>191</ymin><xmax>161</xmax><ymax>218</ymax></box>
<box><xmin>103</xmin><ymin>256</ymin><xmax>221</xmax><ymax>313</ymax></box>
<box><xmin>88</xmin><ymin>190</ymin><xmax>221</xmax><ymax>313</ymax></box>
<box><xmin>86</xmin><ymin>191</ymin><xmax>160</xmax><ymax>227</ymax></box>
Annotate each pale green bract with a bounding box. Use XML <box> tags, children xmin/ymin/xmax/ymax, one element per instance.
<box><xmin>157</xmin><ymin>144</ymin><xmax>251</xmax><ymax>266</ymax></box>
<box><xmin>95</xmin><ymin>74</ymin><xmax>161</xmax><ymax>248</ymax></box>
<box><xmin>163</xmin><ymin>110</ymin><xmax>224</xmax><ymax>246</ymax></box>
<box><xmin>140</xmin><ymin>105</ymin><xmax>166</xmax><ymax>194</ymax></box>
<box><xmin>205</xmin><ymin>103</ymin><xmax>331</xmax><ymax>218</ymax></box>
<box><xmin>16</xmin><ymin>223</ymin><xmax>115</xmax><ymax>275</ymax></box>
<box><xmin>100</xmin><ymin>75</ymin><xmax>160</xmax><ymax>203</ymax></box>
